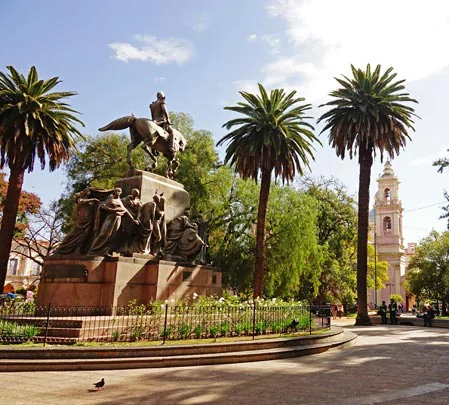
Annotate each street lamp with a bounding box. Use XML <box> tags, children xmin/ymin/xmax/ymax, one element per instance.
<box><xmin>374</xmin><ymin>230</ymin><xmax>377</xmax><ymax>308</ymax></box>
<box><xmin>374</xmin><ymin>209</ymin><xmax>377</xmax><ymax>309</ymax></box>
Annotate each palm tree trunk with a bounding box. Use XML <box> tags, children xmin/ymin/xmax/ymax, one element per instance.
<box><xmin>0</xmin><ymin>166</ymin><xmax>25</xmax><ymax>291</ymax></box>
<box><xmin>253</xmin><ymin>169</ymin><xmax>271</xmax><ymax>298</ymax></box>
<box><xmin>355</xmin><ymin>147</ymin><xmax>373</xmax><ymax>326</ymax></box>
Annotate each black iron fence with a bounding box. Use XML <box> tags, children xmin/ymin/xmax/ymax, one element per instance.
<box><xmin>0</xmin><ymin>302</ymin><xmax>331</xmax><ymax>345</ymax></box>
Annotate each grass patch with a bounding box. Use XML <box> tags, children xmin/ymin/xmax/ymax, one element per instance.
<box><xmin>0</xmin><ymin>328</ymin><xmax>331</xmax><ymax>349</ymax></box>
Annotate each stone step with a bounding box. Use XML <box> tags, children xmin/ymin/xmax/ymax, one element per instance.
<box><xmin>1</xmin><ymin>328</ymin><xmax>345</xmax><ymax>359</ymax></box>
<box><xmin>0</xmin><ymin>328</ymin><xmax>357</xmax><ymax>371</ymax></box>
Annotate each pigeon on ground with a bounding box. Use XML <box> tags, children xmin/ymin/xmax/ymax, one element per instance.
<box><xmin>94</xmin><ymin>378</ymin><xmax>105</xmax><ymax>389</ymax></box>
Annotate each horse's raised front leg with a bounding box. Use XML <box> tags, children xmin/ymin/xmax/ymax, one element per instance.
<box><xmin>127</xmin><ymin>140</ymin><xmax>141</xmax><ymax>169</ymax></box>
<box><xmin>141</xmin><ymin>142</ymin><xmax>158</xmax><ymax>171</ymax></box>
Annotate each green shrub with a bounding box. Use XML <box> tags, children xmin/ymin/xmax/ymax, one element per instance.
<box><xmin>193</xmin><ymin>324</ymin><xmax>203</xmax><ymax>338</ymax></box>
<box><xmin>220</xmin><ymin>321</ymin><xmax>230</xmax><ymax>336</ymax></box>
<box><xmin>161</xmin><ymin>326</ymin><xmax>173</xmax><ymax>339</ymax></box>
<box><xmin>209</xmin><ymin>325</ymin><xmax>220</xmax><ymax>338</ymax></box>
<box><xmin>111</xmin><ymin>330</ymin><xmax>120</xmax><ymax>342</ymax></box>
<box><xmin>178</xmin><ymin>323</ymin><xmax>191</xmax><ymax>339</ymax></box>
<box><xmin>0</xmin><ymin>320</ymin><xmax>40</xmax><ymax>341</ymax></box>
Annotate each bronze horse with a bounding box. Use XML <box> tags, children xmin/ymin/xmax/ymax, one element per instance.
<box><xmin>98</xmin><ymin>115</ymin><xmax>186</xmax><ymax>178</ymax></box>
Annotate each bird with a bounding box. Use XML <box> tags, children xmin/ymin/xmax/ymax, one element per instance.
<box><xmin>288</xmin><ymin>319</ymin><xmax>299</xmax><ymax>329</ymax></box>
<box><xmin>93</xmin><ymin>378</ymin><xmax>105</xmax><ymax>389</ymax></box>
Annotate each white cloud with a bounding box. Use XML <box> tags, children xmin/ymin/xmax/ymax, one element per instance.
<box><xmin>409</xmin><ymin>147</ymin><xmax>449</xmax><ymax>166</ymax></box>
<box><xmin>109</xmin><ymin>35</ymin><xmax>194</xmax><ymax>64</ymax></box>
<box><xmin>247</xmin><ymin>34</ymin><xmax>257</xmax><ymax>42</ymax></box>
<box><xmin>234</xmin><ymin>80</ymin><xmax>260</xmax><ymax>95</ymax></box>
<box><xmin>260</xmin><ymin>34</ymin><xmax>281</xmax><ymax>54</ymax></box>
<box><xmin>153</xmin><ymin>76</ymin><xmax>165</xmax><ymax>82</ymax></box>
<box><xmin>190</xmin><ymin>12</ymin><xmax>207</xmax><ymax>32</ymax></box>
<box><xmin>193</xmin><ymin>22</ymin><xmax>206</xmax><ymax>32</ymax></box>
<box><xmin>263</xmin><ymin>0</ymin><xmax>449</xmax><ymax>100</ymax></box>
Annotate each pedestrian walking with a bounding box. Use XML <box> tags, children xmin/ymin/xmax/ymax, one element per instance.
<box><xmin>331</xmin><ymin>303</ymin><xmax>337</xmax><ymax>320</ymax></box>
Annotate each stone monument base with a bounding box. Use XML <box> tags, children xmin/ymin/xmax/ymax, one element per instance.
<box><xmin>36</xmin><ymin>256</ymin><xmax>222</xmax><ymax>309</ymax></box>
<box><xmin>116</xmin><ymin>169</ymin><xmax>190</xmax><ymax>222</ymax></box>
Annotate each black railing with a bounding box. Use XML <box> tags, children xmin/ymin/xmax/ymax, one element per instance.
<box><xmin>0</xmin><ymin>302</ymin><xmax>331</xmax><ymax>345</ymax></box>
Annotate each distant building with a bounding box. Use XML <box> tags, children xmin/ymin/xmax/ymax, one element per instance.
<box><xmin>4</xmin><ymin>241</ymin><xmax>44</xmax><ymax>292</ymax></box>
<box><xmin>368</xmin><ymin>161</ymin><xmax>415</xmax><ymax>310</ymax></box>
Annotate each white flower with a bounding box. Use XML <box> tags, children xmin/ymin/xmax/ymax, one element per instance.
<box><xmin>193</xmin><ymin>292</ymin><xmax>198</xmax><ymax>299</ymax></box>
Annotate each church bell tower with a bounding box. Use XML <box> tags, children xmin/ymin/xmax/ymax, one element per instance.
<box><xmin>371</xmin><ymin>161</ymin><xmax>406</xmax><ymax>306</ymax></box>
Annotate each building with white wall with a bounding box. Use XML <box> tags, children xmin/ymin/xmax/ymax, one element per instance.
<box><xmin>368</xmin><ymin>161</ymin><xmax>414</xmax><ymax>309</ymax></box>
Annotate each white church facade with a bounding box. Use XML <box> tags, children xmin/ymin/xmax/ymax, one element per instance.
<box><xmin>368</xmin><ymin>161</ymin><xmax>415</xmax><ymax>310</ymax></box>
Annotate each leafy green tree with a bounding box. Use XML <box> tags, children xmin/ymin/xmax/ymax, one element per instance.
<box><xmin>264</xmin><ymin>186</ymin><xmax>322</xmax><ymax>299</ymax></box>
<box><xmin>301</xmin><ymin>177</ymin><xmax>357</xmax><ymax>305</ymax></box>
<box><xmin>65</xmin><ymin>132</ymin><xmax>133</xmax><ymax>192</ymax></box>
<box><xmin>318</xmin><ymin>64</ymin><xmax>418</xmax><ymax>325</ymax></box>
<box><xmin>176</xmin><ymin>128</ymin><xmax>220</xmax><ymax>215</ymax></box>
<box><xmin>208</xmin><ymin>176</ymin><xmax>258</xmax><ymax>294</ymax></box>
<box><xmin>218</xmin><ymin>84</ymin><xmax>321</xmax><ymax>298</ymax></box>
<box><xmin>0</xmin><ymin>66</ymin><xmax>83</xmax><ymax>290</ymax></box>
<box><xmin>406</xmin><ymin>231</ymin><xmax>449</xmax><ymax>311</ymax></box>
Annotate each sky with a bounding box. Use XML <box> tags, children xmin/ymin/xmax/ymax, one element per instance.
<box><xmin>2</xmin><ymin>0</ymin><xmax>449</xmax><ymax>245</ymax></box>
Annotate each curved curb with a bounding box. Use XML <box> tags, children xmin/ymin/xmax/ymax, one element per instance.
<box><xmin>0</xmin><ymin>327</ymin><xmax>357</xmax><ymax>372</ymax></box>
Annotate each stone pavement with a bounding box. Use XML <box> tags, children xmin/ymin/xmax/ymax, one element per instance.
<box><xmin>3</xmin><ymin>320</ymin><xmax>449</xmax><ymax>404</ymax></box>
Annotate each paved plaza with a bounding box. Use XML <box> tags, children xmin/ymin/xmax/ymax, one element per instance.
<box><xmin>2</xmin><ymin>320</ymin><xmax>449</xmax><ymax>404</ymax></box>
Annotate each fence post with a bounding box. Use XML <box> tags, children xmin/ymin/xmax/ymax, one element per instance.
<box><xmin>162</xmin><ymin>303</ymin><xmax>169</xmax><ymax>345</ymax></box>
<box><xmin>43</xmin><ymin>303</ymin><xmax>52</xmax><ymax>347</ymax></box>
<box><xmin>252</xmin><ymin>303</ymin><xmax>256</xmax><ymax>341</ymax></box>
<box><xmin>309</xmin><ymin>302</ymin><xmax>312</xmax><ymax>335</ymax></box>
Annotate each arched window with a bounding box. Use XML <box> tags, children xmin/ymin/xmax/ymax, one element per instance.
<box><xmin>383</xmin><ymin>216</ymin><xmax>392</xmax><ymax>231</ymax></box>
<box><xmin>384</xmin><ymin>188</ymin><xmax>391</xmax><ymax>204</ymax></box>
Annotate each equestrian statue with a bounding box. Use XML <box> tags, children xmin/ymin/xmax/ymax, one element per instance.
<box><xmin>98</xmin><ymin>92</ymin><xmax>186</xmax><ymax>179</ymax></box>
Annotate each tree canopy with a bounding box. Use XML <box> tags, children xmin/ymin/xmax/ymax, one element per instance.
<box><xmin>406</xmin><ymin>230</ymin><xmax>449</xmax><ymax>310</ymax></box>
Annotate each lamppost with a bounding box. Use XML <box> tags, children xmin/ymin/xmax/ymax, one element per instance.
<box><xmin>374</xmin><ymin>227</ymin><xmax>377</xmax><ymax>308</ymax></box>
<box><xmin>373</xmin><ymin>208</ymin><xmax>378</xmax><ymax>309</ymax></box>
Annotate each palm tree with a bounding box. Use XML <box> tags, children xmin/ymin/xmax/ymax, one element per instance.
<box><xmin>218</xmin><ymin>84</ymin><xmax>320</xmax><ymax>298</ymax></box>
<box><xmin>318</xmin><ymin>64</ymin><xmax>418</xmax><ymax>325</ymax></box>
<box><xmin>0</xmin><ymin>66</ymin><xmax>83</xmax><ymax>290</ymax></box>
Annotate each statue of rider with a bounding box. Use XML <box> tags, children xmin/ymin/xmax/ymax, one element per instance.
<box><xmin>149</xmin><ymin>91</ymin><xmax>175</xmax><ymax>153</ymax></box>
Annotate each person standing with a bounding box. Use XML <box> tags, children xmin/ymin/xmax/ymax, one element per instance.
<box><xmin>389</xmin><ymin>299</ymin><xmax>398</xmax><ymax>325</ymax></box>
<box><xmin>337</xmin><ymin>303</ymin><xmax>344</xmax><ymax>318</ymax></box>
<box><xmin>331</xmin><ymin>303</ymin><xmax>338</xmax><ymax>320</ymax></box>
<box><xmin>424</xmin><ymin>305</ymin><xmax>435</xmax><ymax>327</ymax></box>
<box><xmin>379</xmin><ymin>300</ymin><xmax>388</xmax><ymax>324</ymax></box>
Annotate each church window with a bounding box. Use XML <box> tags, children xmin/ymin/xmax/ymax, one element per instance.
<box><xmin>7</xmin><ymin>258</ymin><xmax>18</xmax><ymax>275</ymax></box>
<box><xmin>383</xmin><ymin>216</ymin><xmax>392</xmax><ymax>231</ymax></box>
<box><xmin>384</xmin><ymin>188</ymin><xmax>391</xmax><ymax>204</ymax></box>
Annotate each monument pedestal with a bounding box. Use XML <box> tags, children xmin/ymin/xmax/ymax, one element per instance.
<box><xmin>36</xmin><ymin>256</ymin><xmax>222</xmax><ymax>308</ymax></box>
<box><xmin>116</xmin><ymin>170</ymin><xmax>190</xmax><ymax>221</ymax></box>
